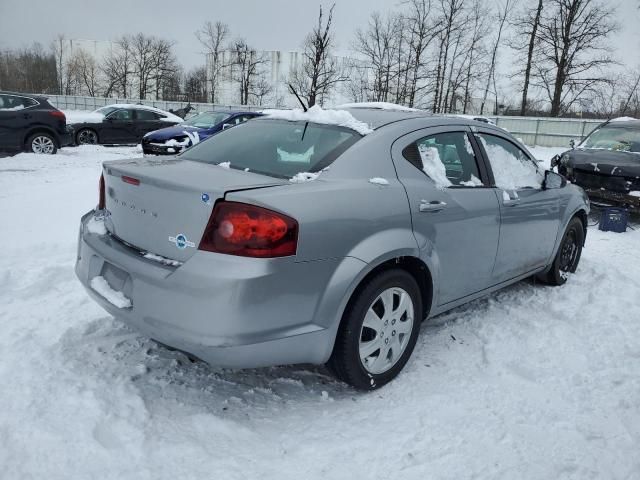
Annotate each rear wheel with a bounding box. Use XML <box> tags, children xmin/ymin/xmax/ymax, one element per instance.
<box><xmin>328</xmin><ymin>269</ymin><xmax>422</xmax><ymax>390</ymax></box>
<box><xmin>27</xmin><ymin>133</ymin><xmax>57</xmax><ymax>154</ymax></box>
<box><xmin>76</xmin><ymin>128</ymin><xmax>98</xmax><ymax>145</ymax></box>
<box><xmin>538</xmin><ymin>217</ymin><xmax>584</xmax><ymax>286</ymax></box>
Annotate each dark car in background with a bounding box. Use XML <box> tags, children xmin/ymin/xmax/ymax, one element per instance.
<box><xmin>552</xmin><ymin>118</ymin><xmax>640</xmax><ymax>211</ymax></box>
<box><xmin>0</xmin><ymin>91</ymin><xmax>73</xmax><ymax>154</ymax></box>
<box><xmin>70</xmin><ymin>104</ymin><xmax>183</xmax><ymax>146</ymax></box>
<box><xmin>142</xmin><ymin>110</ymin><xmax>261</xmax><ymax>155</ymax></box>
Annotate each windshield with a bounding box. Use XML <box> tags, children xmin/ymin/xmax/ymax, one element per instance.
<box><xmin>181</xmin><ymin>119</ymin><xmax>360</xmax><ymax>178</ymax></box>
<box><xmin>94</xmin><ymin>106</ymin><xmax>118</xmax><ymax>116</ymax></box>
<box><xmin>581</xmin><ymin>125</ymin><xmax>640</xmax><ymax>153</ymax></box>
<box><xmin>183</xmin><ymin>112</ymin><xmax>230</xmax><ymax>128</ymax></box>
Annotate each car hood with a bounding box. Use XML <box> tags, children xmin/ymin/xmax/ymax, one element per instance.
<box><xmin>144</xmin><ymin>125</ymin><xmax>204</xmax><ymax>141</ymax></box>
<box><xmin>565</xmin><ymin>148</ymin><xmax>640</xmax><ymax>177</ymax></box>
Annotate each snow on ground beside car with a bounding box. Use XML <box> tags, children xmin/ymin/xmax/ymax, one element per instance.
<box><xmin>1</xmin><ymin>145</ymin><xmax>639</xmax><ymax>480</ymax></box>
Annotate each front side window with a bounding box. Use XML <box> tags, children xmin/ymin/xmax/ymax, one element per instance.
<box><xmin>107</xmin><ymin>109</ymin><xmax>134</xmax><ymax>121</ymax></box>
<box><xmin>181</xmin><ymin>119</ymin><xmax>360</xmax><ymax>179</ymax></box>
<box><xmin>402</xmin><ymin>131</ymin><xmax>484</xmax><ymax>188</ymax></box>
<box><xmin>477</xmin><ymin>133</ymin><xmax>542</xmax><ymax>189</ymax></box>
<box><xmin>581</xmin><ymin>125</ymin><xmax>640</xmax><ymax>153</ymax></box>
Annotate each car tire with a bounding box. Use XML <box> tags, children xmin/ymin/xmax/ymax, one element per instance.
<box><xmin>328</xmin><ymin>269</ymin><xmax>422</xmax><ymax>390</ymax></box>
<box><xmin>76</xmin><ymin>128</ymin><xmax>98</xmax><ymax>145</ymax></box>
<box><xmin>27</xmin><ymin>133</ymin><xmax>57</xmax><ymax>154</ymax></box>
<box><xmin>538</xmin><ymin>217</ymin><xmax>584</xmax><ymax>286</ymax></box>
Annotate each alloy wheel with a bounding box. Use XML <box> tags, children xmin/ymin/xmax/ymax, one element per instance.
<box><xmin>77</xmin><ymin>129</ymin><xmax>98</xmax><ymax>145</ymax></box>
<box><xmin>359</xmin><ymin>287</ymin><xmax>415</xmax><ymax>374</ymax></box>
<box><xmin>31</xmin><ymin>135</ymin><xmax>55</xmax><ymax>154</ymax></box>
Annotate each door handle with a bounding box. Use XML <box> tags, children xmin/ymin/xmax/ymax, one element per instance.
<box><xmin>419</xmin><ymin>200</ymin><xmax>447</xmax><ymax>212</ymax></box>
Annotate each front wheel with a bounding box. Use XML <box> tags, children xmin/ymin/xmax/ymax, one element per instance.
<box><xmin>538</xmin><ymin>217</ymin><xmax>584</xmax><ymax>286</ymax></box>
<box><xmin>27</xmin><ymin>133</ymin><xmax>57</xmax><ymax>154</ymax></box>
<box><xmin>76</xmin><ymin>128</ymin><xmax>98</xmax><ymax>145</ymax></box>
<box><xmin>328</xmin><ymin>269</ymin><xmax>422</xmax><ymax>390</ymax></box>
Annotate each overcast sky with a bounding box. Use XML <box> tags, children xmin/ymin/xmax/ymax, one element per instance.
<box><xmin>1</xmin><ymin>0</ymin><xmax>639</xmax><ymax>80</ymax></box>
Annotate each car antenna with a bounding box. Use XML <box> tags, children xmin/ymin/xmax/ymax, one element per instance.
<box><xmin>288</xmin><ymin>84</ymin><xmax>308</xmax><ymax>112</ymax></box>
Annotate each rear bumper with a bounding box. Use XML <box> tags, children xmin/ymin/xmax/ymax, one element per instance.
<box><xmin>59</xmin><ymin>125</ymin><xmax>74</xmax><ymax>147</ymax></box>
<box><xmin>75</xmin><ymin>211</ymin><xmax>362</xmax><ymax>368</ymax></box>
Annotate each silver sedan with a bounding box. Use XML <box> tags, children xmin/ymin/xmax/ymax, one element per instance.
<box><xmin>75</xmin><ymin>107</ymin><xmax>589</xmax><ymax>390</ymax></box>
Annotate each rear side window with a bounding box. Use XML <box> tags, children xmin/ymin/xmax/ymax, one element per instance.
<box><xmin>135</xmin><ymin>109</ymin><xmax>161</xmax><ymax>120</ymax></box>
<box><xmin>402</xmin><ymin>131</ymin><xmax>484</xmax><ymax>187</ymax></box>
<box><xmin>181</xmin><ymin>119</ymin><xmax>360</xmax><ymax>179</ymax></box>
<box><xmin>0</xmin><ymin>95</ymin><xmax>37</xmax><ymax>110</ymax></box>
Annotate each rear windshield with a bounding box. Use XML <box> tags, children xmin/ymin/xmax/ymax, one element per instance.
<box><xmin>181</xmin><ymin>119</ymin><xmax>360</xmax><ymax>178</ymax></box>
<box><xmin>582</xmin><ymin>125</ymin><xmax>640</xmax><ymax>153</ymax></box>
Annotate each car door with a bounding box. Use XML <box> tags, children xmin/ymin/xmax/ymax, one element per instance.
<box><xmin>474</xmin><ymin>129</ymin><xmax>561</xmax><ymax>282</ymax></box>
<box><xmin>0</xmin><ymin>94</ymin><xmax>31</xmax><ymax>149</ymax></box>
<box><xmin>392</xmin><ymin>126</ymin><xmax>501</xmax><ymax>306</ymax></box>
<box><xmin>134</xmin><ymin>109</ymin><xmax>165</xmax><ymax>139</ymax></box>
<box><xmin>102</xmin><ymin>108</ymin><xmax>136</xmax><ymax>143</ymax></box>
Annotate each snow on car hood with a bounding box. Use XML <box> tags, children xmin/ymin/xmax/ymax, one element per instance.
<box><xmin>144</xmin><ymin>125</ymin><xmax>204</xmax><ymax>141</ymax></box>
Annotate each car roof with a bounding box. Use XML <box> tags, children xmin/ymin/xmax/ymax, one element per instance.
<box><xmin>203</xmin><ymin>110</ymin><xmax>261</xmax><ymax>115</ymax></box>
<box><xmin>342</xmin><ymin>107</ymin><xmax>499</xmax><ymax>131</ymax></box>
<box><xmin>603</xmin><ymin>119</ymin><xmax>640</xmax><ymax>128</ymax></box>
<box><xmin>0</xmin><ymin>90</ymin><xmax>47</xmax><ymax>100</ymax></box>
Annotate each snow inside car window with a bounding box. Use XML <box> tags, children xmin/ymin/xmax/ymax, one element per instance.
<box><xmin>477</xmin><ymin>134</ymin><xmax>542</xmax><ymax>189</ymax></box>
<box><xmin>404</xmin><ymin>131</ymin><xmax>484</xmax><ymax>188</ymax></box>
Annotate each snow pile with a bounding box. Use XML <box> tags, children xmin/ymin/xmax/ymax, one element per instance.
<box><xmin>417</xmin><ymin>144</ymin><xmax>452</xmax><ymax>188</ymax></box>
<box><xmin>629</xmin><ymin>191</ymin><xmax>640</xmax><ymax>197</ymax></box>
<box><xmin>479</xmin><ymin>137</ymin><xmax>542</xmax><ymax>189</ymax></box>
<box><xmin>217</xmin><ymin>161</ymin><xmax>231</xmax><ymax>169</ymax></box>
<box><xmin>369</xmin><ymin>177</ymin><xmax>390</xmax><ymax>185</ymax></box>
<box><xmin>289</xmin><ymin>171</ymin><xmax>321</xmax><ymax>183</ymax></box>
<box><xmin>263</xmin><ymin>105</ymin><xmax>374</xmax><ymax>135</ymax></box>
<box><xmin>90</xmin><ymin>276</ymin><xmax>132</xmax><ymax>309</ymax></box>
<box><xmin>3</xmin><ymin>144</ymin><xmax>640</xmax><ymax>480</ymax></box>
<box><xmin>335</xmin><ymin>102</ymin><xmax>420</xmax><ymax>112</ymax></box>
<box><xmin>63</xmin><ymin>110</ymin><xmax>105</xmax><ymax>124</ymax></box>
<box><xmin>86</xmin><ymin>215</ymin><xmax>107</xmax><ymax>235</ymax></box>
<box><xmin>460</xmin><ymin>174</ymin><xmax>484</xmax><ymax>187</ymax></box>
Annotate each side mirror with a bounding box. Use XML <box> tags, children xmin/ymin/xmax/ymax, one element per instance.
<box><xmin>543</xmin><ymin>170</ymin><xmax>566</xmax><ymax>190</ymax></box>
<box><xmin>222</xmin><ymin>123</ymin><xmax>233</xmax><ymax>130</ymax></box>
<box><xmin>569</xmin><ymin>139</ymin><xmax>576</xmax><ymax>149</ymax></box>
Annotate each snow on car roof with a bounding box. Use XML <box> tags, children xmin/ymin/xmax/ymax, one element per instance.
<box><xmin>99</xmin><ymin>104</ymin><xmax>183</xmax><ymax>123</ymax></box>
<box><xmin>609</xmin><ymin>116</ymin><xmax>638</xmax><ymax>122</ymax></box>
<box><xmin>334</xmin><ymin>102</ymin><xmax>420</xmax><ymax>112</ymax></box>
<box><xmin>262</xmin><ymin>105</ymin><xmax>374</xmax><ymax>135</ymax></box>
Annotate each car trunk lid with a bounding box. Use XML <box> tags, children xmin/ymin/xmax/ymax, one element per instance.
<box><xmin>102</xmin><ymin>157</ymin><xmax>287</xmax><ymax>262</ymax></box>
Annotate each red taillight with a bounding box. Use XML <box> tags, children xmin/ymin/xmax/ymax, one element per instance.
<box><xmin>49</xmin><ymin>110</ymin><xmax>66</xmax><ymax>121</ymax></box>
<box><xmin>98</xmin><ymin>174</ymin><xmax>105</xmax><ymax>210</ymax></box>
<box><xmin>122</xmin><ymin>175</ymin><xmax>140</xmax><ymax>186</ymax></box>
<box><xmin>199</xmin><ymin>201</ymin><xmax>298</xmax><ymax>258</ymax></box>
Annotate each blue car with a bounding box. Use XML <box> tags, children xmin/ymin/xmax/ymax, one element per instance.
<box><xmin>142</xmin><ymin>110</ymin><xmax>261</xmax><ymax>155</ymax></box>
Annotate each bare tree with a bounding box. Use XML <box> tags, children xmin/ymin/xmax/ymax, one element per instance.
<box><xmin>102</xmin><ymin>36</ymin><xmax>133</xmax><ymax>98</ymax></box>
<box><xmin>68</xmin><ymin>49</ymin><xmax>100</xmax><ymax>96</ymax></box>
<box><xmin>534</xmin><ymin>0</ymin><xmax>617</xmax><ymax>116</ymax></box>
<box><xmin>51</xmin><ymin>34</ymin><xmax>66</xmax><ymax>94</ymax></box>
<box><xmin>0</xmin><ymin>43</ymin><xmax>58</xmax><ymax>94</ymax></box>
<box><xmin>196</xmin><ymin>21</ymin><xmax>230</xmax><ymax>103</ymax></box>
<box><xmin>184</xmin><ymin>66</ymin><xmax>208</xmax><ymax>103</ymax></box>
<box><xmin>229</xmin><ymin>39</ymin><xmax>270</xmax><ymax>105</ymax></box>
<box><xmin>289</xmin><ymin>4</ymin><xmax>347</xmax><ymax>107</ymax></box>
<box><xmin>479</xmin><ymin>0</ymin><xmax>516</xmax><ymax>114</ymax></box>
<box><xmin>510</xmin><ymin>0</ymin><xmax>545</xmax><ymax>115</ymax></box>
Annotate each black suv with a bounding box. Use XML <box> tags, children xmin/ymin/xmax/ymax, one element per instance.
<box><xmin>0</xmin><ymin>91</ymin><xmax>73</xmax><ymax>155</ymax></box>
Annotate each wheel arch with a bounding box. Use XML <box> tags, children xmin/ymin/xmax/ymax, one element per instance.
<box><xmin>23</xmin><ymin>127</ymin><xmax>60</xmax><ymax>148</ymax></box>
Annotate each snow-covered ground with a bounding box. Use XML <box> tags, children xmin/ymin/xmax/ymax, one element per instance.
<box><xmin>1</xmin><ymin>145</ymin><xmax>639</xmax><ymax>480</ymax></box>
